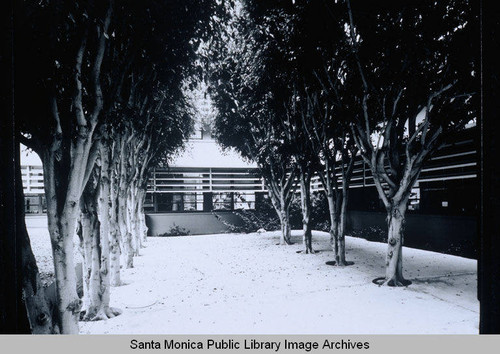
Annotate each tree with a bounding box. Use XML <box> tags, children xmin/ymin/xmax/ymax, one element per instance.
<box><xmin>301</xmin><ymin>88</ymin><xmax>358</xmax><ymax>265</ymax></box>
<box><xmin>1</xmin><ymin>0</ymin><xmax>28</xmax><ymax>332</ymax></box>
<box><xmin>74</xmin><ymin>0</ymin><xmax>212</xmax><ymax>319</ymax></box>
<box><xmin>244</xmin><ymin>0</ymin><xmax>357</xmax><ymax>254</ymax></box>
<box><xmin>208</xmin><ymin>1</ymin><xmax>300</xmax><ymax>245</ymax></box>
<box><xmin>289</xmin><ymin>0</ymin><xmax>358</xmax><ymax>261</ymax></box>
<box><xmin>16</xmin><ymin>0</ymin><xmax>216</xmax><ymax>331</ymax></box>
<box><xmin>2</xmin><ymin>0</ymin><xmax>56</xmax><ymax>333</ymax></box>
<box><xmin>284</xmin><ymin>88</ymin><xmax>321</xmax><ymax>253</ymax></box>
<box><xmin>77</xmin><ymin>168</ymin><xmax>110</xmax><ymax>321</ymax></box>
<box><xmin>1</xmin><ymin>142</ymin><xmax>56</xmax><ymax>333</ymax></box>
<box><xmin>254</xmin><ymin>117</ymin><xmax>298</xmax><ymax>246</ymax></box>
<box><xmin>110</xmin><ymin>83</ymin><xmax>193</xmax><ymax>270</ymax></box>
<box><xmin>345</xmin><ymin>0</ymin><xmax>477</xmax><ymax>286</ymax></box>
<box><xmin>16</xmin><ymin>0</ymin><xmax>113</xmax><ymax>333</ymax></box>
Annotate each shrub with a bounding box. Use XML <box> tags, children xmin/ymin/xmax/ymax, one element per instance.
<box><xmin>215</xmin><ymin>192</ymin><xmax>332</xmax><ymax>234</ymax></box>
<box><xmin>310</xmin><ymin>193</ymin><xmax>331</xmax><ymax>232</ymax></box>
<box><xmin>159</xmin><ymin>223</ymin><xmax>190</xmax><ymax>237</ymax></box>
<box><xmin>289</xmin><ymin>192</ymin><xmax>331</xmax><ymax>232</ymax></box>
<box><xmin>213</xmin><ymin>207</ymin><xmax>281</xmax><ymax>234</ymax></box>
<box><xmin>234</xmin><ymin>209</ymin><xmax>281</xmax><ymax>232</ymax></box>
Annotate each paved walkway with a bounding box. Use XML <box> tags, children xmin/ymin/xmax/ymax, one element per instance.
<box><xmin>78</xmin><ymin>231</ymin><xmax>478</xmax><ymax>334</ymax></box>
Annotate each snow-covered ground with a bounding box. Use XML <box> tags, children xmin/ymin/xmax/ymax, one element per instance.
<box><xmin>26</xmin><ymin>216</ymin><xmax>479</xmax><ymax>334</ymax></box>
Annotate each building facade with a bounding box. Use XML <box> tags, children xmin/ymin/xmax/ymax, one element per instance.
<box><xmin>144</xmin><ymin>122</ymin><xmax>266</xmax><ymax>213</ymax></box>
<box><xmin>20</xmin><ymin>124</ymin><xmax>478</xmax><ymax>257</ymax></box>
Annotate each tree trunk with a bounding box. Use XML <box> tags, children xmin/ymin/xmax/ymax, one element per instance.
<box><xmin>109</xmin><ymin>179</ymin><xmax>122</xmax><ymax>286</ymax></box>
<box><xmin>127</xmin><ymin>186</ymin><xmax>140</xmax><ymax>257</ymax></box>
<box><xmin>278</xmin><ymin>209</ymin><xmax>292</xmax><ymax>245</ymax></box>
<box><xmin>336</xmin><ymin>184</ymin><xmax>351</xmax><ymax>266</ymax></box>
<box><xmin>134</xmin><ymin>194</ymin><xmax>143</xmax><ymax>250</ymax></box>
<box><xmin>19</xmin><ymin>226</ymin><xmax>56</xmax><ymax>333</ymax></box>
<box><xmin>118</xmin><ymin>190</ymin><xmax>134</xmax><ymax>269</ymax></box>
<box><xmin>267</xmin><ymin>183</ymin><xmax>293</xmax><ymax>245</ymax></box>
<box><xmin>137</xmin><ymin>188</ymin><xmax>148</xmax><ymax>245</ymax></box>
<box><xmin>41</xmin><ymin>129</ymin><xmax>99</xmax><ymax>333</ymax></box>
<box><xmin>43</xmin><ymin>150</ymin><xmax>82</xmax><ymax>334</ymax></box>
<box><xmin>117</xmin><ymin>143</ymin><xmax>134</xmax><ymax>269</ymax></box>
<box><xmin>78</xmin><ymin>193</ymin><xmax>102</xmax><ymax>321</ymax></box>
<box><xmin>326</xmin><ymin>193</ymin><xmax>340</xmax><ymax>259</ymax></box>
<box><xmin>41</xmin><ymin>132</ymin><xmax>96</xmax><ymax>334</ymax></box>
<box><xmin>134</xmin><ymin>186</ymin><xmax>147</xmax><ymax>249</ymax></box>
<box><xmin>96</xmin><ymin>145</ymin><xmax>121</xmax><ymax>317</ymax></box>
<box><xmin>15</xmin><ymin>154</ymin><xmax>56</xmax><ymax>333</ymax></box>
<box><xmin>47</xmin><ymin>211</ymin><xmax>81</xmax><ymax>334</ymax></box>
<box><xmin>109</xmin><ymin>141</ymin><xmax>122</xmax><ymax>285</ymax></box>
<box><xmin>116</xmin><ymin>148</ymin><xmax>132</xmax><ymax>269</ymax></box>
<box><xmin>0</xmin><ymin>9</ymin><xmax>30</xmax><ymax>332</ymax></box>
<box><xmin>78</xmin><ymin>145</ymin><xmax>123</xmax><ymax>321</ymax></box>
<box><xmin>383</xmin><ymin>204</ymin><xmax>411</xmax><ymax>286</ymax></box>
<box><xmin>126</xmin><ymin>189</ymin><xmax>134</xmax><ymax>255</ymax></box>
<box><xmin>300</xmin><ymin>172</ymin><xmax>313</xmax><ymax>254</ymax></box>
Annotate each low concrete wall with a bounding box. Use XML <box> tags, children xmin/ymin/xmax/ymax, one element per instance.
<box><xmin>146</xmin><ymin>212</ymin><xmax>244</xmax><ymax>236</ymax></box>
<box><xmin>346</xmin><ymin>211</ymin><xmax>477</xmax><ymax>259</ymax></box>
<box><xmin>145</xmin><ymin>210</ymin><xmax>477</xmax><ymax>258</ymax></box>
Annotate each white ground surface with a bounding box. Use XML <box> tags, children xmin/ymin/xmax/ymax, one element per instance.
<box><xmin>26</xmin><ymin>216</ymin><xmax>478</xmax><ymax>335</ymax></box>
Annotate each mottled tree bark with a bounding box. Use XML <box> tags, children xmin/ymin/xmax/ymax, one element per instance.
<box><xmin>335</xmin><ymin>153</ymin><xmax>356</xmax><ymax>267</ymax></box>
<box><xmin>326</xmin><ymin>193</ymin><xmax>339</xmax><ymax>259</ymax></box>
<box><xmin>79</xmin><ymin>146</ymin><xmax>122</xmax><ymax>321</ymax></box>
<box><xmin>278</xmin><ymin>208</ymin><xmax>292</xmax><ymax>245</ymax></box>
<box><xmin>266</xmin><ymin>172</ymin><xmax>296</xmax><ymax>246</ymax></box>
<box><xmin>137</xmin><ymin>187</ymin><xmax>148</xmax><ymax>244</ymax></box>
<box><xmin>336</xmin><ymin>185</ymin><xmax>349</xmax><ymax>266</ymax></box>
<box><xmin>43</xmin><ymin>150</ymin><xmax>84</xmax><ymax>334</ymax></box>
<box><xmin>299</xmin><ymin>171</ymin><xmax>313</xmax><ymax>254</ymax></box>
<box><xmin>383</xmin><ymin>200</ymin><xmax>411</xmax><ymax>286</ymax></box>
<box><xmin>78</xmin><ymin>186</ymin><xmax>101</xmax><ymax>321</ymax></box>
<box><xmin>96</xmin><ymin>142</ymin><xmax>118</xmax><ymax>317</ymax></box>
<box><xmin>109</xmin><ymin>177</ymin><xmax>122</xmax><ymax>286</ymax></box>
<box><xmin>117</xmin><ymin>143</ymin><xmax>134</xmax><ymax>269</ymax></box>
<box><xmin>109</xmin><ymin>140</ymin><xmax>122</xmax><ymax>286</ymax></box>
<box><xmin>127</xmin><ymin>186</ymin><xmax>140</xmax><ymax>257</ymax></box>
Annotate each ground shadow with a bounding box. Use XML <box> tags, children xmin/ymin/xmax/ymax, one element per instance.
<box><xmin>325</xmin><ymin>260</ymin><xmax>355</xmax><ymax>267</ymax></box>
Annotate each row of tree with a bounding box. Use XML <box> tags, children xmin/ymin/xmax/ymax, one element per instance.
<box><xmin>13</xmin><ymin>0</ymin><xmax>217</xmax><ymax>334</ymax></box>
<box><xmin>207</xmin><ymin>0</ymin><xmax>477</xmax><ymax>285</ymax></box>
<box><xmin>3</xmin><ymin>0</ymin><xmax>478</xmax><ymax>334</ymax></box>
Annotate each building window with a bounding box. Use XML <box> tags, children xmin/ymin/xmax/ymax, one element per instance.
<box><xmin>183</xmin><ymin>193</ymin><xmax>204</xmax><ymax>211</ymax></box>
<box><xmin>212</xmin><ymin>192</ymin><xmax>233</xmax><ymax>210</ymax></box>
<box><xmin>234</xmin><ymin>192</ymin><xmax>255</xmax><ymax>210</ymax></box>
<box><xmin>172</xmin><ymin>194</ymin><xmax>183</xmax><ymax>211</ymax></box>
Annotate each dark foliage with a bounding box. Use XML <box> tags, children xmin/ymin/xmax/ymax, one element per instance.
<box><xmin>158</xmin><ymin>224</ymin><xmax>190</xmax><ymax>237</ymax></box>
<box><xmin>220</xmin><ymin>193</ymin><xmax>331</xmax><ymax>234</ymax></box>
